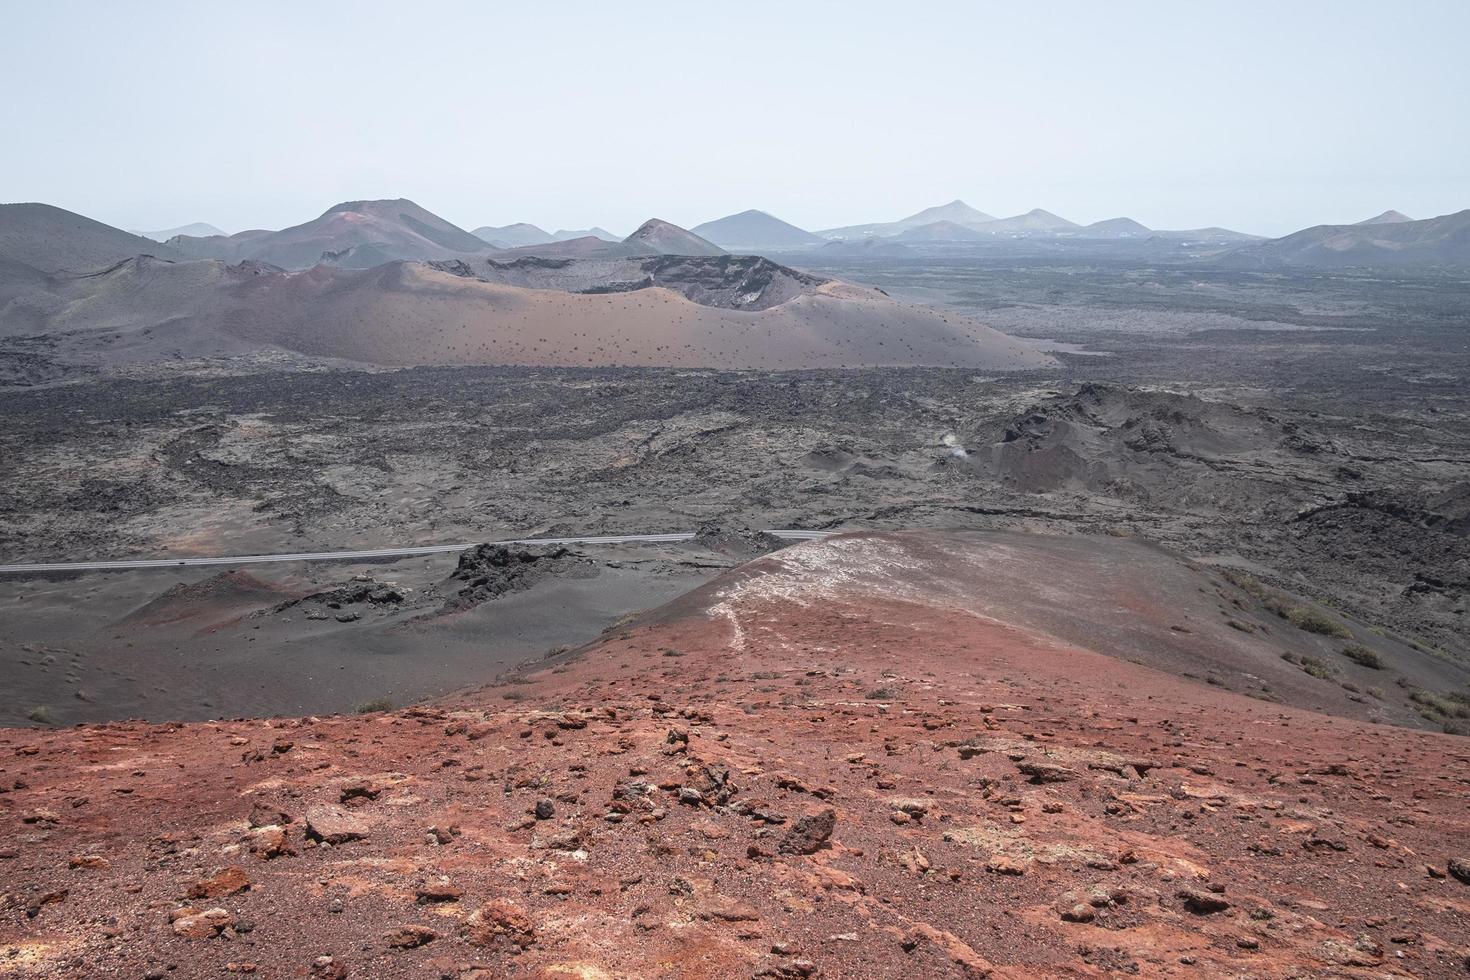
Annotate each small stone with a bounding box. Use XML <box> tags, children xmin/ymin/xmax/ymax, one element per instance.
<box><xmin>1448</xmin><ymin>858</ymin><xmax>1470</xmax><ymax>885</ymax></box>
<box><xmin>986</xmin><ymin>855</ymin><xmax>1028</xmax><ymax>876</ymax></box>
<box><xmin>386</xmin><ymin>924</ymin><xmax>438</xmax><ymax>948</ymax></box>
<box><xmin>1061</xmin><ymin>903</ymin><xmax>1095</xmax><ymax>923</ymax></box>
<box><xmin>1179</xmin><ymin>888</ymin><xmax>1231</xmax><ymax>914</ymax></box>
<box><xmin>415</xmin><ymin>880</ymin><xmax>464</xmax><ymax>903</ymax></box>
<box><xmin>534</xmin><ymin>798</ymin><xmax>556</xmax><ymax>820</ymax></box>
<box><xmin>696</xmin><ymin>896</ymin><xmax>761</xmax><ymax>922</ymax></box>
<box><xmin>68</xmin><ymin>854</ymin><xmax>110</xmax><ymax>870</ymax></box>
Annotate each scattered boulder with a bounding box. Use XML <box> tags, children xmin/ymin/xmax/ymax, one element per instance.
<box><xmin>187</xmin><ymin>866</ymin><xmax>251</xmax><ymax>899</ymax></box>
<box><xmin>900</xmin><ymin>922</ymin><xmax>996</xmax><ymax>977</ymax></box>
<box><xmin>463</xmin><ymin>900</ymin><xmax>536</xmax><ymax>949</ymax></box>
<box><xmin>249</xmin><ymin>826</ymin><xmax>291</xmax><ymax>860</ymax></box>
<box><xmin>248</xmin><ymin>802</ymin><xmax>293</xmax><ymax>828</ymax></box>
<box><xmin>1179</xmin><ymin>888</ymin><xmax>1231</xmax><ymax>914</ymax></box>
<box><xmin>696</xmin><ymin>896</ymin><xmax>761</xmax><ymax>922</ymax></box>
<box><xmin>1017</xmin><ymin>761</ymin><xmax>1079</xmax><ymax>784</ymax></box>
<box><xmin>385</xmin><ymin>925</ymin><xmax>438</xmax><ymax>949</ymax></box>
<box><xmin>304</xmin><ymin>806</ymin><xmax>368</xmax><ymax>845</ymax></box>
<box><xmin>172</xmin><ymin>907</ymin><xmax>233</xmax><ymax>939</ymax></box>
<box><xmin>779</xmin><ymin>809</ymin><xmax>836</xmax><ymax>855</ymax></box>
<box><xmin>415</xmin><ymin>880</ymin><xmax>464</xmax><ymax>904</ymax></box>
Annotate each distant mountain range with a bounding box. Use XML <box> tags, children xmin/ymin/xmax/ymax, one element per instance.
<box><xmin>132</xmin><ymin>222</ymin><xmax>227</xmax><ymax>242</ymax></box>
<box><xmin>1224</xmin><ymin>209</ymin><xmax>1470</xmax><ymax>268</ymax></box>
<box><xmin>4</xmin><ymin>197</ymin><xmax>1466</xmax><ymax>329</ymax></box>
<box><xmin>690</xmin><ymin>210</ymin><xmax>822</xmax><ymax>250</ymax></box>
<box><xmin>0</xmin><ymin>203</ymin><xmax>1053</xmax><ymax>371</ymax></box>
<box><xmin>1357</xmin><ymin>210</ymin><xmax>1413</xmax><ymax>225</ymax></box>
<box><xmin>471</xmin><ymin>223</ymin><xmax>619</xmax><ymax>248</ymax></box>
<box><xmin>809</xmin><ymin>201</ymin><xmax>1259</xmax><ymax>243</ymax></box>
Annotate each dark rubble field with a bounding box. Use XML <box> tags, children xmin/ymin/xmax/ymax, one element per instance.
<box><xmin>0</xmin><ymin>262</ymin><xmax>1466</xmax><ymax>726</ymax></box>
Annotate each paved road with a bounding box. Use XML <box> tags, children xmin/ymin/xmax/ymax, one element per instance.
<box><xmin>0</xmin><ymin>530</ymin><xmax>832</xmax><ymax>575</ymax></box>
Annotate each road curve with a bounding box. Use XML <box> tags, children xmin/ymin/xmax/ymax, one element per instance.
<box><xmin>0</xmin><ymin>530</ymin><xmax>832</xmax><ymax>575</ymax></box>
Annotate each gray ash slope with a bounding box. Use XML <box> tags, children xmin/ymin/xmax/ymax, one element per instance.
<box><xmin>2</xmin><ymin>254</ymin><xmax>1053</xmax><ymax>371</ymax></box>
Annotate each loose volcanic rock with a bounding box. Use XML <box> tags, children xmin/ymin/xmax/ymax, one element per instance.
<box><xmin>303</xmin><ymin>806</ymin><xmax>368</xmax><ymax>845</ymax></box>
<box><xmin>462</xmin><ymin>900</ymin><xmax>537</xmax><ymax>949</ymax></box>
<box><xmin>1017</xmin><ymin>760</ymin><xmax>1079</xmax><ymax>784</ymax></box>
<box><xmin>385</xmin><ymin>924</ymin><xmax>438</xmax><ymax>949</ymax></box>
<box><xmin>186</xmin><ymin>866</ymin><xmax>250</xmax><ymax>899</ymax></box>
<box><xmin>779</xmin><ymin>808</ymin><xmax>836</xmax><ymax>855</ymax></box>
<box><xmin>247</xmin><ymin>802</ymin><xmax>293</xmax><ymax>828</ymax></box>
<box><xmin>171</xmin><ymin>908</ymin><xmax>233</xmax><ymax>939</ymax></box>
<box><xmin>415</xmin><ymin>880</ymin><xmax>464</xmax><ymax>904</ymax></box>
<box><xmin>1179</xmin><ymin>888</ymin><xmax>1232</xmax><ymax>914</ymax></box>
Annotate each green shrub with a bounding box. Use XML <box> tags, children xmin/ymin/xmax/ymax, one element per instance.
<box><xmin>1410</xmin><ymin>690</ymin><xmax>1470</xmax><ymax>720</ymax></box>
<box><xmin>1299</xmin><ymin>656</ymin><xmax>1334</xmax><ymax>680</ymax></box>
<box><xmin>27</xmin><ymin>705</ymin><xmax>54</xmax><ymax>725</ymax></box>
<box><xmin>1279</xmin><ymin>603</ymin><xmax>1351</xmax><ymax>638</ymax></box>
<box><xmin>355</xmin><ymin>697</ymin><xmax>393</xmax><ymax>714</ymax></box>
<box><xmin>1339</xmin><ymin>643</ymin><xmax>1383</xmax><ymax>669</ymax></box>
<box><xmin>1225</xmin><ymin>570</ymin><xmax>1351</xmax><ymax>638</ymax></box>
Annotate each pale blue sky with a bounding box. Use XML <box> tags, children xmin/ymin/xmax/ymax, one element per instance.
<box><xmin>2</xmin><ymin>0</ymin><xmax>1466</xmax><ymax>236</ymax></box>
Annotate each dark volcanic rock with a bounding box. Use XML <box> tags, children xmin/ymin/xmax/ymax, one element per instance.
<box><xmin>440</xmin><ymin>544</ymin><xmax>594</xmax><ymax>613</ymax></box>
<box><xmin>779</xmin><ymin>808</ymin><xmax>836</xmax><ymax>855</ymax></box>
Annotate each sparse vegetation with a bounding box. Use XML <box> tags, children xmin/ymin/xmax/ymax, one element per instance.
<box><xmin>1338</xmin><ymin>643</ymin><xmax>1383</xmax><ymax>669</ymax></box>
<box><xmin>1298</xmin><ymin>655</ymin><xmax>1334</xmax><ymax>680</ymax></box>
<box><xmin>1409</xmin><ymin>689</ymin><xmax>1470</xmax><ymax>721</ymax></box>
<box><xmin>355</xmin><ymin>697</ymin><xmax>393</xmax><ymax>714</ymax></box>
<box><xmin>1271</xmin><ymin>598</ymin><xmax>1351</xmax><ymax>637</ymax></box>
<box><xmin>27</xmin><ymin>705</ymin><xmax>54</xmax><ymax>725</ymax></box>
<box><xmin>1222</xmin><ymin>570</ymin><xmax>1351</xmax><ymax>638</ymax></box>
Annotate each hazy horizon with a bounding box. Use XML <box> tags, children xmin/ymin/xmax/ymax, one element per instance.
<box><xmin>4</xmin><ymin>0</ymin><xmax>1467</xmax><ymax>237</ymax></box>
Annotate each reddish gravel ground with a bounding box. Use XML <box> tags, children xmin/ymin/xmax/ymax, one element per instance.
<box><xmin>2</xmin><ymin>533</ymin><xmax>1469</xmax><ymax>978</ymax></box>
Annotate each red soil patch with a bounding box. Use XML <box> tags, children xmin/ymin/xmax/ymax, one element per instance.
<box><xmin>2</xmin><ymin>534</ymin><xmax>1468</xmax><ymax>977</ymax></box>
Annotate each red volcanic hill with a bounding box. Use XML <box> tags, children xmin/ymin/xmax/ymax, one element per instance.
<box><xmin>2</xmin><ymin>531</ymin><xmax>1466</xmax><ymax>978</ymax></box>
